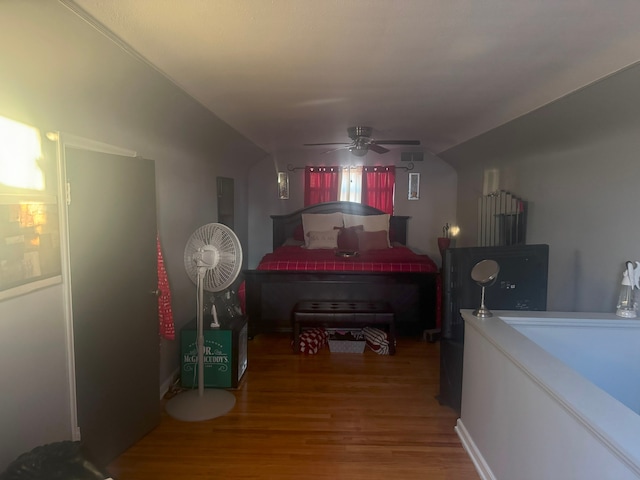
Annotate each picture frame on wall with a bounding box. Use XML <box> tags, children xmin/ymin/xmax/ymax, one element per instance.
<box><xmin>278</xmin><ymin>171</ymin><xmax>289</xmax><ymax>199</ymax></box>
<box><xmin>408</xmin><ymin>172</ymin><xmax>420</xmax><ymax>200</ymax></box>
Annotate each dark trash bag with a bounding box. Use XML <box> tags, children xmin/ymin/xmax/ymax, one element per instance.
<box><xmin>0</xmin><ymin>441</ymin><xmax>111</xmax><ymax>480</ymax></box>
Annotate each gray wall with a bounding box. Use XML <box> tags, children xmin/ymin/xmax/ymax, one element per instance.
<box><xmin>247</xmin><ymin>149</ymin><xmax>457</xmax><ymax>268</ymax></box>
<box><xmin>440</xmin><ymin>62</ymin><xmax>640</xmax><ymax>313</ymax></box>
<box><xmin>0</xmin><ymin>1</ymin><xmax>264</xmax><ymax>468</ymax></box>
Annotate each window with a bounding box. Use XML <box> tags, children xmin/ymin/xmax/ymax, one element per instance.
<box><xmin>0</xmin><ymin>115</ymin><xmax>61</xmax><ymax>298</ymax></box>
<box><xmin>304</xmin><ymin>165</ymin><xmax>396</xmax><ymax>214</ymax></box>
<box><xmin>339</xmin><ymin>166</ymin><xmax>362</xmax><ymax>202</ymax></box>
<box><xmin>0</xmin><ymin>116</ymin><xmax>46</xmax><ymax>192</ymax></box>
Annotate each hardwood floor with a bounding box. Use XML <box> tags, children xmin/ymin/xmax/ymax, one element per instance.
<box><xmin>107</xmin><ymin>334</ymin><xmax>479</xmax><ymax>479</ymax></box>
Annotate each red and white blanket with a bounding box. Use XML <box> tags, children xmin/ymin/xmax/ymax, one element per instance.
<box><xmin>254</xmin><ymin>245</ymin><xmax>438</xmax><ymax>273</ymax></box>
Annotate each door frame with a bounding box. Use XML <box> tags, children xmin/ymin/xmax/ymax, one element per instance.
<box><xmin>54</xmin><ymin>132</ymin><xmax>138</xmax><ymax>441</ymax></box>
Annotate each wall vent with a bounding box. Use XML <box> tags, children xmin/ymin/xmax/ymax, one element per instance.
<box><xmin>401</xmin><ymin>152</ymin><xmax>424</xmax><ymax>162</ymax></box>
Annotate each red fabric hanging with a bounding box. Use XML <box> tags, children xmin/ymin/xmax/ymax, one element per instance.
<box><xmin>304</xmin><ymin>166</ymin><xmax>340</xmax><ymax>206</ymax></box>
<box><xmin>361</xmin><ymin>165</ymin><xmax>395</xmax><ymax>214</ymax></box>
<box><xmin>157</xmin><ymin>234</ymin><xmax>175</xmax><ymax>340</ymax></box>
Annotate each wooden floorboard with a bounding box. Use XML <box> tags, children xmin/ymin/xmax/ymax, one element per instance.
<box><xmin>108</xmin><ymin>334</ymin><xmax>479</xmax><ymax>479</ymax></box>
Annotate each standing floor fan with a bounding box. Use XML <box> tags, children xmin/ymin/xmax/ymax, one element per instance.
<box><xmin>166</xmin><ymin>223</ymin><xmax>243</xmax><ymax>422</ymax></box>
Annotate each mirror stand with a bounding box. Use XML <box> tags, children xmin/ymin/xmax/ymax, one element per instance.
<box><xmin>473</xmin><ymin>285</ymin><xmax>493</xmax><ymax>317</ymax></box>
<box><xmin>470</xmin><ymin>259</ymin><xmax>500</xmax><ymax>318</ymax></box>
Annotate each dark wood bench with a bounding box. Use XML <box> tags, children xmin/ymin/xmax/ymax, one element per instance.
<box><xmin>292</xmin><ymin>300</ymin><xmax>395</xmax><ymax>355</ymax></box>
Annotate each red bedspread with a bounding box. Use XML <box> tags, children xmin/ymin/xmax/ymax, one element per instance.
<box><xmin>255</xmin><ymin>245</ymin><xmax>438</xmax><ymax>272</ymax></box>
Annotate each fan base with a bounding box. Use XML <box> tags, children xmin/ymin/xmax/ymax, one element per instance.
<box><xmin>165</xmin><ymin>388</ymin><xmax>236</xmax><ymax>422</ymax></box>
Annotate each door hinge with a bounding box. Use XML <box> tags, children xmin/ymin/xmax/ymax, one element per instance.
<box><xmin>66</xmin><ymin>182</ymin><xmax>71</xmax><ymax>205</ymax></box>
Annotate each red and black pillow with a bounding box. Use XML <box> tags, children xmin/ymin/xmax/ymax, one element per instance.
<box><xmin>334</xmin><ymin>225</ymin><xmax>363</xmax><ymax>250</ymax></box>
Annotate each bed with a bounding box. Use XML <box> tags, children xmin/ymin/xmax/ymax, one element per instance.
<box><xmin>241</xmin><ymin>201</ymin><xmax>439</xmax><ymax>338</ymax></box>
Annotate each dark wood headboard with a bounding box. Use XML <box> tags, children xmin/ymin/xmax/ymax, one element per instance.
<box><xmin>270</xmin><ymin>201</ymin><xmax>409</xmax><ymax>250</ymax></box>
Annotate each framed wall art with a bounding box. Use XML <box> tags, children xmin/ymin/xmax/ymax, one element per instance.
<box><xmin>408</xmin><ymin>172</ymin><xmax>420</xmax><ymax>200</ymax></box>
<box><xmin>278</xmin><ymin>171</ymin><xmax>289</xmax><ymax>199</ymax></box>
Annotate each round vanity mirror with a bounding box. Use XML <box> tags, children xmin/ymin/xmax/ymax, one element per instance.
<box><xmin>471</xmin><ymin>259</ymin><xmax>500</xmax><ymax>317</ymax></box>
<box><xmin>471</xmin><ymin>259</ymin><xmax>500</xmax><ymax>286</ymax></box>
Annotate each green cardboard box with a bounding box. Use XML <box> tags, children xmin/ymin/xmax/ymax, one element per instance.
<box><xmin>180</xmin><ymin>315</ymin><xmax>248</xmax><ymax>388</ymax></box>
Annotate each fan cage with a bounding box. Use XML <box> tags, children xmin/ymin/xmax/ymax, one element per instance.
<box><xmin>184</xmin><ymin>223</ymin><xmax>243</xmax><ymax>292</ymax></box>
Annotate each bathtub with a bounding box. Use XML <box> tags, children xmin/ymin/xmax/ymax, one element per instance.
<box><xmin>456</xmin><ymin>310</ymin><xmax>640</xmax><ymax>480</ymax></box>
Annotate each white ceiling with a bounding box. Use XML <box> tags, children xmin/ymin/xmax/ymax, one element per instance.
<box><xmin>69</xmin><ymin>0</ymin><xmax>640</xmax><ymax>157</ymax></box>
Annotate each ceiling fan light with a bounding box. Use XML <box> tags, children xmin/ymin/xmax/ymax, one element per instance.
<box><xmin>349</xmin><ymin>147</ymin><xmax>368</xmax><ymax>157</ymax></box>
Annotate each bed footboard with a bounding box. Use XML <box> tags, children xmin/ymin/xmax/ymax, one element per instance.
<box><xmin>242</xmin><ymin>270</ymin><xmax>437</xmax><ymax>338</ymax></box>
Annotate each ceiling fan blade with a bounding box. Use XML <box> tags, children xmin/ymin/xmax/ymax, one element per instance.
<box><xmin>304</xmin><ymin>142</ymin><xmax>351</xmax><ymax>146</ymax></box>
<box><xmin>373</xmin><ymin>140</ymin><xmax>421</xmax><ymax>145</ymax></box>
<box><xmin>322</xmin><ymin>145</ymin><xmax>351</xmax><ymax>154</ymax></box>
<box><xmin>368</xmin><ymin>144</ymin><xmax>390</xmax><ymax>154</ymax></box>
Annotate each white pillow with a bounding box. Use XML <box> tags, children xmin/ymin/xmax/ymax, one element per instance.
<box><xmin>343</xmin><ymin>213</ymin><xmax>390</xmax><ymax>246</ymax></box>
<box><xmin>305</xmin><ymin>230</ymin><xmax>340</xmax><ymax>249</ymax></box>
<box><xmin>302</xmin><ymin>212</ymin><xmax>343</xmax><ymax>247</ymax></box>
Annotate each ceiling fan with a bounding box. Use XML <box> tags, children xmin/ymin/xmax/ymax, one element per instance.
<box><xmin>304</xmin><ymin>126</ymin><xmax>420</xmax><ymax>156</ymax></box>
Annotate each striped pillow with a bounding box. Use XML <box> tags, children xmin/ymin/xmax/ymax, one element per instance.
<box><xmin>363</xmin><ymin>327</ymin><xmax>390</xmax><ymax>355</ymax></box>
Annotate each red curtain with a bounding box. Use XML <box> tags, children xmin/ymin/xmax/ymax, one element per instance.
<box><xmin>304</xmin><ymin>166</ymin><xmax>340</xmax><ymax>206</ymax></box>
<box><xmin>362</xmin><ymin>165</ymin><xmax>395</xmax><ymax>214</ymax></box>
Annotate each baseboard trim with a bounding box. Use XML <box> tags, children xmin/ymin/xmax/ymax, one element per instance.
<box><xmin>455</xmin><ymin>418</ymin><xmax>495</xmax><ymax>480</ymax></box>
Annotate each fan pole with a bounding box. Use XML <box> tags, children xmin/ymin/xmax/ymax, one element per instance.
<box><xmin>197</xmin><ymin>270</ymin><xmax>205</xmax><ymax>397</ymax></box>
